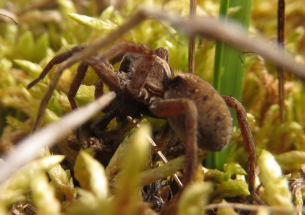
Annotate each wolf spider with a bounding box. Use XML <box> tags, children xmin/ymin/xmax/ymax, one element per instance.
<box><xmin>27</xmin><ymin>40</ymin><xmax>264</xmax><ymax>204</ymax></box>
<box><xmin>29</xmin><ymin>3</ymin><xmax>305</xmax><ymax>206</ymax></box>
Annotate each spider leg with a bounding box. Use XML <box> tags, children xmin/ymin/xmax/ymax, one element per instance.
<box><xmin>68</xmin><ymin>58</ymin><xmax>120</xmax><ymax>142</ymax></box>
<box><xmin>150</xmin><ymin>98</ymin><xmax>198</xmax><ymax>186</ymax></box>
<box><xmin>90</xmin><ymin>109</ymin><xmax>119</xmax><ymax>138</ymax></box>
<box><xmin>92</xmin><ymin>115</ymin><xmax>143</xmax><ymax>141</ymax></box>
<box><xmin>66</xmin><ymin>61</ymin><xmax>89</xmax><ymax>142</ymax></box>
<box><xmin>154</xmin><ymin>47</ymin><xmax>173</xmax><ymax>79</ymax></box>
<box><xmin>222</xmin><ymin>95</ymin><xmax>265</xmax><ymax>205</ymax></box>
<box><xmin>92</xmin><ymin>42</ymin><xmax>156</xmax><ymax>96</ymax></box>
<box><xmin>125</xmin><ymin>46</ymin><xmax>155</xmax><ymax>96</ymax></box>
<box><xmin>109</xmin><ymin>51</ymin><xmax>127</xmax><ymax>65</ymax></box>
<box><xmin>88</xmin><ymin>59</ymin><xmax>121</xmax><ymax>91</ymax></box>
<box><xmin>155</xmin><ymin>47</ymin><xmax>169</xmax><ymax>63</ymax></box>
<box><xmin>94</xmin><ymin>79</ymin><xmax>104</xmax><ymax>99</ymax></box>
<box><xmin>27</xmin><ymin>45</ymin><xmax>87</xmax><ymax>89</ymax></box>
<box><xmin>68</xmin><ymin>61</ymin><xmax>89</xmax><ymax>110</ymax></box>
<box><xmin>151</xmin><ymin>122</ymin><xmax>171</xmax><ymax>155</ymax></box>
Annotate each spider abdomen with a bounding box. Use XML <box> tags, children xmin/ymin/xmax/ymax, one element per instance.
<box><xmin>165</xmin><ymin>73</ymin><xmax>233</xmax><ymax>152</ymax></box>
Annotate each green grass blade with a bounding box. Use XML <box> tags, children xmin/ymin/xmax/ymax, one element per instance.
<box><xmin>207</xmin><ymin>0</ymin><xmax>253</xmax><ymax>170</ymax></box>
<box><xmin>213</xmin><ymin>0</ymin><xmax>229</xmax><ymax>90</ymax></box>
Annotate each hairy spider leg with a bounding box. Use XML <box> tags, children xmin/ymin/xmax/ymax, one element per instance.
<box><xmin>27</xmin><ymin>45</ymin><xmax>87</xmax><ymax>89</ymax></box>
<box><xmin>150</xmin><ymin>98</ymin><xmax>198</xmax><ymax>186</ymax></box>
<box><xmin>151</xmin><ymin>122</ymin><xmax>171</xmax><ymax>155</ymax></box>
<box><xmin>67</xmin><ymin>58</ymin><xmax>119</xmax><ymax>142</ymax></box>
<box><xmin>222</xmin><ymin>95</ymin><xmax>265</xmax><ymax>205</ymax></box>
<box><xmin>94</xmin><ymin>78</ymin><xmax>104</xmax><ymax>99</ymax></box>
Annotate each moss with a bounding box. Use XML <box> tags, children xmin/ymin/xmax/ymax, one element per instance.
<box><xmin>0</xmin><ymin>0</ymin><xmax>304</xmax><ymax>214</ymax></box>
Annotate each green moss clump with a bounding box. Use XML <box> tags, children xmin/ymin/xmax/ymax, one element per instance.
<box><xmin>0</xmin><ymin>0</ymin><xmax>304</xmax><ymax>214</ymax></box>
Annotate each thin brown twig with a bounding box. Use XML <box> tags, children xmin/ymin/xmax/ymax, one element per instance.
<box><xmin>277</xmin><ymin>0</ymin><xmax>285</xmax><ymax>123</ymax></box>
<box><xmin>154</xmin><ymin>19</ymin><xmax>182</xmax><ymax>45</ymax></box>
<box><xmin>0</xmin><ymin>13</ymin><xmax>18</xmax><ymax>24</ymax></box>
<box><xmin>25</xmin><ymin>204</ymin><xmax>38</xmax><ymax>213</ymax></box>
<box><xmin>188</xmin><ymin>0</ymin><xmax>197</xmax><ymax>74</ymax></box>
<box><xmin>127</xmin><ymin>117</ymin><xmax>183</xmax><ymax>188</ymax></box>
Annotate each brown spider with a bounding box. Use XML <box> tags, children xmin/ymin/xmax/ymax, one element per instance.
<box><xmin>27</xmin><ymin>41</ymin><xmax>263</xmax><ymax>205</ymax></box>
<box><xmin>25</xmin><ymin>5</ymin><xmax>304</xmax><ymax>209</ymax></box>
